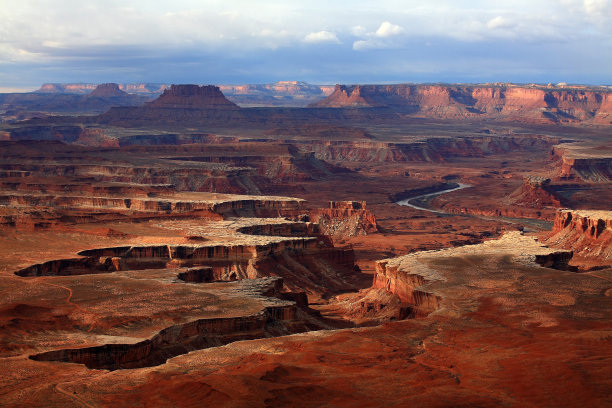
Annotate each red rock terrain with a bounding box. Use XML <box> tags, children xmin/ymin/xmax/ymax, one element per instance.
<box><xmin>542</xmin><ymin>209</ymin><xmax>612</xmax><ymax>270</ymax></box>
<box><xmin>147</xmin><ymin>84</ymin><xmax>239</xmax><ymax>109</ymax></box>
<box><xmin>87</xmin><ymin>83</ymin><xmax>130</xmax><ymax>98</ymax></box>
<box><xmin>0</xmin><ymin>83</ymin><xmax>610</xmax><ymax>407</ymax></box>
<box><xmin>311</xmin><ymin>83</ymin><xmax>612</xmax><ymax>124</ymax></box>
<box><xmin>0</xmin><ymin>83</ymin><xmax>151</xmax><ymax>120</ymax></box>
<box><xmin>219</xmin><ymin>81</ymin><xmax>335</xmax><ymax>107</ymax></box>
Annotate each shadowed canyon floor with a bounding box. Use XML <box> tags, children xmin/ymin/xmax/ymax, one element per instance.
<box><xmin>0</xmin><ymin>84</ymin><xmax>611</xmax><ymax>407</ymax></box>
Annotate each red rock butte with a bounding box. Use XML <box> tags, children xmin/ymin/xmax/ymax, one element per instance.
<box><xmin>147</xmin><ymin>84</ymin><xmax>240</xmax><ymax>109</ymax></box>
<box><xmin>87</xmin><ymin>83</ymin><xmax>129</xmax><ymax>98</ymax></box>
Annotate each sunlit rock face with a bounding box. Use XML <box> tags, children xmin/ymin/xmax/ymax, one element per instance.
<box><xmin>311</xmin><ymin>83</ymin><xmax>612</xmax><ymax>124</ymax></box>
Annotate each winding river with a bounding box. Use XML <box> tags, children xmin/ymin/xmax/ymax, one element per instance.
<box><xmin>396</xmin><ymin>183</ymin><xmax>471</xmax><ymax>214</ymax></box>
<box><xmin>396</xmin><ymin>182</ymin><xmax>553</xmax><ymax>231</ymax></box>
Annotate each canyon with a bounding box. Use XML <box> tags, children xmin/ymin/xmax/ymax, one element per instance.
<box><xmin>0</xmin><ymin>83</ymin><xmax>610</xmax><ymax>407</ymax></box>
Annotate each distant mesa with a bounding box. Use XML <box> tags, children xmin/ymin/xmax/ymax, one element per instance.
<box><xmin>36</xmin><ymin>83</ymin><xmax>98</xmax><ymax>94</ymax></box>
<box><xmin>310</xmin><ymin>83</ymin><xmax>612</xmax><ymax>124</ymax></box>
<box><xmin>35</xmin><ymin>83</ymin><xmax>168</xmax><ymax>96</ymax></box>
<box><xmin>310</xmin><ymin>85</ymin><xmax>377</xmax><ymax>108</ymax></box>
<box><xmin>87</xmin><ymin>83</ymin><xmax>129</xmax><ymax>98</ymax></box>
<box><xmin>218</xmin><ymin>81</ymin><xmax>335</xmax><ymax>107</ymax></box>
<box><xmin>147</xmin><ymin>84</ymin><xmax>240</xmax><ymax>110</ymax></box>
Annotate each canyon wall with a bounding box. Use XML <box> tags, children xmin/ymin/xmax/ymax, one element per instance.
<box><xmin>550</xmin><ymin>144</ymin><xmax>612</xmax><ymax>182</ymax></box>
<box><xmin>311</xmin><ymin>84</ymin><xmax>612</xmax><ymax>124</ymax></box>
<box><xmin>372</xmin><ymin>260</ymin><xmax>441</xmax><ymax>317</ymax></box>
<box><xmin>297</xmin><ymin>135</ymin><xmax>558</xmax><ymax>164</ymax></box>
<box><xmin>544</xmin><ymin>210</ymin><xmax>612</xmax><ymax>264</ymax></box>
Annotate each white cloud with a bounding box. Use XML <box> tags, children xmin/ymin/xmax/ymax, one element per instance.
<box><xmin>375</xmin><ymin>21</ymin><xmax>404</xmax><ymax>37</ymax></box>
<box><xmin>351</xmin><ymin>39</ymin><xmax>372</xmax><ymax>50</ymax></box>
<box><xmin>303</xmin><ymin>31</ymin><xmax>340</xmax><ymax>44</ymax></box>
<box><xmin>351</xmin><ymin>25</ymin><xmax>367</xmax><ymax>36</ymax></box>
<box><xmin>352</xmin><ymin>21</ymin><xmax>405</xmax><ymax>50</ymax></box>
<box><xmin>42</xmin><ymin>41</ymin><xmax>63</xmax><ymax>48</ymax></box>
<box><xmin>487</xmin><ymin>16</ymin><xmax>516</xmax><ymax>30</ymax></box>
<box><xmin>583</xmin><ymin>0</ymin><xmax>609</xmax><ymax>16</ymax></box>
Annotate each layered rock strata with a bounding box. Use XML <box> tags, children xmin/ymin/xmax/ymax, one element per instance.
<box><xmin>551</xmin><ymin>144</ymin><xmax>612</xmax><ymax>182</ymax></box>
<box><xmin>30</xmin><ymin>277</ymin><xmax>321</xmax><ymax>370</ymax></box>
<box><xmin>311</xmin><ymin>84</ymin><xmax>612</xmax><ymax>124</ymax></box>
<box><xmin>373</xmin><ymin>231</ymin><xmax>575</xmax><ymax>317</ymax></box>
<box><xmin>544</xmin><ymin>210</ymin><xmax>612</xmax><ymax>265</ymax></box>
<box><xmin>147</xmin><ymin>85</ymin><xmax>239</xmax><ymax>110</ymax></box>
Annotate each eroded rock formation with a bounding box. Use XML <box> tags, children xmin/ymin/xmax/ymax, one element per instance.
<box><xmin>551</xmin><ymin>144</ymin><xmax>612</xmax><ymax>182</ymax></box>
<box><xmin>87</xmin><ymin>83</ymin><xmax>129</xmax><ymax>98</ymax></box>
<box><xmin>311</xmin><ymin>83</ymin><xmax>612</xmax><ymax>124</ymax></box>
<box><xmin>543</xmin><ymin>210</ymin><xmax>612</xmax><ymax>267</ymax></box>
<box><xmin>504</xmin><ymin>176</ymin><xmax>562</xmax><ymax>215</ymax></box>
<box><xmin>147</xmin><ymin>85</ymin><xmax>239</xmax><ymax>110</ymax></box>
<box><xmin>30</xmin><ymin>277</ymin><xmax>324</xmax><ymax>370</ymax></box>
<box><xmin>306</xmin><ymin>201</ymin><xmax>378</xmax><ymax>239</ymax></box>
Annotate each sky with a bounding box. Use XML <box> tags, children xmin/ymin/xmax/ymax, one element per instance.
<box><xmin>1</xmin><ymin>0</ymin><xmax>611</xmax><ymax>91</ymax></box>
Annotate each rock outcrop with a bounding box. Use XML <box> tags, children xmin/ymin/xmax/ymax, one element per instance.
<box><xmin>305</xmin><ymin>201</ymin><xmax>378</xmax><ymax>239</ymax></box>
<box><xmin>87</xmin><ymin>83</ymin><xmax>129</xmax><ymax>98</ymax></box>
<box><xmin>551</xmin><ymin>144</ymin><xmax>612</xmax><ymax>182</ymax></box>
<box><xmin>505</xmin><ymin>176</ymin><xmax>562</xmax><ymax>210</ymax></box>
<box><xmin>372</xmin><ymin>260</ymin><xmax>441</xmax><ymax>318</ymax></box>
<box><xmin>147</xmin><ymin>85</ymin><xmax>239</xmax><ymax>110</ymax></box>
<box><xmin>544</xmin><ymin>210</ymin><xmax>612</xmax><ymax>266</ymax></box>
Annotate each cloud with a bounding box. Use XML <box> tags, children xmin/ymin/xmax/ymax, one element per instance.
<box><xmin>351</xmin><ymin>26</ymin><xmax>367</xmax><ymax>36</ymax></box>
<box><xmin>352</xmin><ymin>21</ymin><xmax>405</xmax><ymax>50</ymax></box>
<box><xmin>42</xmin><ymin>41</ymin><xmax>63</xmax><ymax>48</ymax></box>
<box><xmin>0</xmin><ymin>1</ymin><xmax>610</xmax><ymax>87</ymax></box>
<box><xmin>352</xmin><ymin>40</ymin><xmax>375</xmax><ymax>51</ymax></box>
<box><xmin>487</xmin><ymin>16</ymin><xmax>516</xmax><ymax>30</ymax></box>
<box><xmin>375</xmin><ymin>21</ymin><xmax>404</xmax><ymax>37</ymax></box>
<box><xmin>583</xmin><ymin>0</ymin><xmax>610</xmax><ymax>16</ymax></box>
<box><xmin>303</xmin><ymin>31</ymin><xmax>340</xmax><ymax>44</ymax></box>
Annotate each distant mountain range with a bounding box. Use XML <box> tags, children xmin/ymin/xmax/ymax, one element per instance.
<box><xmin>34</xmin><ymin>81</ymin><xmax>335</xmax><ymax>107</ymax></box>
<box><xmin>0</xmin><ymin>81</ymin><xmax>335</xmax><ymax>122</ymax></box>
<box><xmin>36</xmin><ymin>83</ymin><xmax>169</xmax><ymax>96</ymax></box>
<box><xmin>4</xmin><ymin>81</ymin><xmax>611</xmax><ymax>125</ymax></box>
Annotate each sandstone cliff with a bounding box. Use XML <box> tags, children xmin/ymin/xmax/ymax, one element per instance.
<box><xmin>543</xmin><ymin>210</ymin><xmax>612</xmax><ymax>266</ymax></box>
<box><xmin>310</xmin><ymin>84</ymin><xmax>612</xmax><ymax>124</ymax></box>
<box><xmin>551</xmin><ymin>144</ymin><xmax>612</xmax><ymax>182</ymax></box>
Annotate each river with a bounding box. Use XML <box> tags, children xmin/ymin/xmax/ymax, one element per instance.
<box><xmin>396</xmin><ymin>183</ymin><xmax>553</xmax><ymax>231</ymax></box>
<box><xmin>396</xmin><ymin>183</ymin><xmax>471</xmax><ymax>214</ymax></box>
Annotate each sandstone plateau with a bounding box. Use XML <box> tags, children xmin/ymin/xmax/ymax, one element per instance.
<box><xmin>311</xmin><ymin>83</ymin><xmax>612</xmax><ymax>125</ymax></box>
<box><xmin>0</xmin><ymin>83</ymin><xmax>610</xmax><ymax>407</ymax></box>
